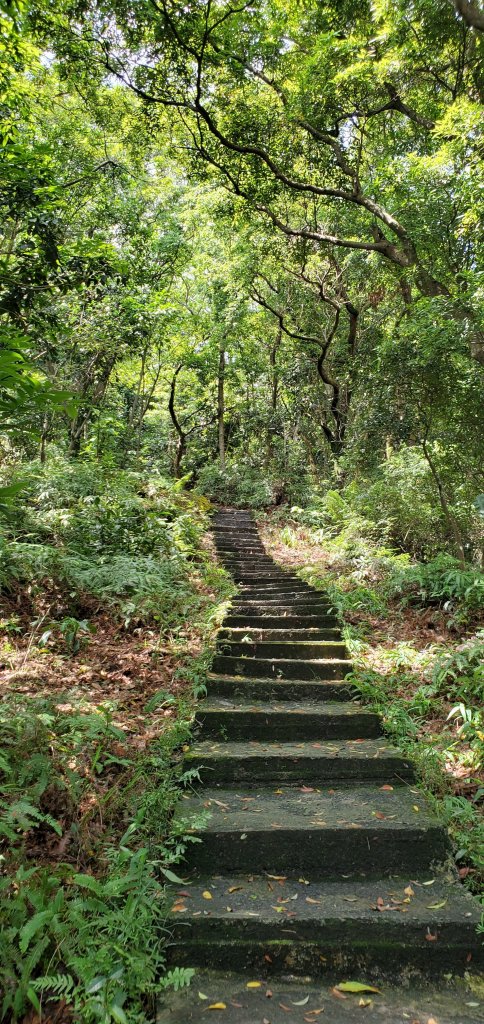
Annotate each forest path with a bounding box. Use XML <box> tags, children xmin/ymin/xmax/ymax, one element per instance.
<box><xmin>158</xmin><ymin>511</ymin><xmax>483</xmax><ymax>1022</ymax></box>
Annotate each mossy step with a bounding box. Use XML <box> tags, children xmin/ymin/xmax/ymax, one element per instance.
<box><xmin>176</xmin><ymin>784</ymin><xmax>449</xmax><ymax>876</ymax></box>
<box><xmin>184</xmin><ymin>738</ymin><xmax>413</xmax><ymax>784</ymax></box>
<box><xmin>206</xmin><ymin>674</ymin><xmax>356</xmax><ymax>701</ymax></box>
<box><xmin>157</xmin><ymin>972</ymin><xmax>484</xmax><ymax>1022</ymax></box>
<box><xmin>233</xmin><ymin>595</ymin><xmax>333</xmax><ymax>607</ymax></box>
<box><xmin>224</xmin><ymin>614</ymin><xmax>340</xmax><ymax>629</ymax></box>
<box><xmin>196</xmin><ymin>699</ymin><xmax>381</xmax><ymax>740</ymax></box>
<box><xmin>237</xmin><ymin>585</ymin><xmax>313</xmax><ymax>593</ymax></box>
<box><xmin>218</xmin><ymin>641</ymin><xmax>348</xmax><ymax>660</ymax></box>
<box><xmin>237</xmin><ymin>589</ymin><xmax>315</xmax><ymax>600</ymax></box>
<box><xmin>212</xmin><ymin>526</ymin><xmax>259</xmax><ymax>534</ymax></box>
<box><xmin>167</xmin><ymin>875</ymin><xmax>482</xmax><ymax>977</ymax></box>
<box><xmin>211</xmin><ymin>655</ymin><xmax>352</xmax><ymax>680</ymax></box>
<box><xmin>218</xmin><ymin>627</ymin><xmax>342</xmax><ymax>641</ymax></box>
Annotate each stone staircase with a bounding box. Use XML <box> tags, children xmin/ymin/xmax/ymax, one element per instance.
<box><xmin>158</xmin><ymin>510</ymin><xmax>483</xmax><ymax>1022</ymax></box>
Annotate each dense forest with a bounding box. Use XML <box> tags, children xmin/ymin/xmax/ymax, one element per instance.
<box><xmin>0</xmin><ymin>0</ymin><xmax>483</xmax><ymax>1021</ymax></box>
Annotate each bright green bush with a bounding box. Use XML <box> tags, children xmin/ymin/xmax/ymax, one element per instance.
<box><xmin>196</xmin><ymin>461</ymin><xmax>275</xmax><ymax>508</ymax></box>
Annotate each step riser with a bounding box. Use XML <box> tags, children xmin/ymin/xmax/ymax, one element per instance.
<box><xmin>218</xmin><ymin>642</ymin><xmax>348</xmax><ymax>660</ymax></box>
<box><xmin>190</xmin><ymin>754</ymin><xmax>412</xmax><ymax>785</ymax></box>
<box><xmin>169</xmin><ymin>935</ymin><xmax>480</xmax><ymax>978</ymax></box>
<box><xmin>211</xmin><ymin>656</ymin><xmax>351</xmax><ymax>680</ymax></box>
<box><xmin>185</xmin><ymin>826</ymin><xmax>449</xmax><ymax>877</ymax></box>
<box><xmin>196</xmin><ymin>711</ymin><xmax>382</xmax><ymax>740</ymax></box>
<box><xmin>207</xmin><ymin>679</ymin><xmax>357</xmax><ymax>701</ymax></box>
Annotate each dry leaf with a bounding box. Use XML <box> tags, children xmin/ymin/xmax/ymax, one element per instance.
<box><xmin>207</xmin><ymin>1003</ymin><xmax>227</xmax><ymax>1010</ymax></box>
<box><xmin>202</xmin><ymin>890</ymin><xmax>213</xmax><ymax>900</ymax></box>
<box><xmin>246</xmin><ymin>981</ymin><xmax>262</xmax><ymax>988</ymax></box>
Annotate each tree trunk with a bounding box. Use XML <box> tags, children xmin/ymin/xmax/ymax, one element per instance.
<box><xmin>168</xmin><ymin>365</ymin><xmax>187</xmax><ymax>478</ymax></box>
<box><xmin>217</xmin><ymin>341</ymin><xmax>226</xmax><ymax>469</ymax></box>
<box><xmin>421</xmin><ymin>436</ymin><xmax>467</xmax><ymax>566</ymax></box>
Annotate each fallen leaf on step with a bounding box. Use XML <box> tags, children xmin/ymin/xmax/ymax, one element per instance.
<box><xmin>404</xmin><ymin>886</ymin><xmax>415</xmax><ymax>897</ymax></box>
<box><xmin>202</xmin><ymin>891</ymin><xmax>213</xmax><ymax>900</ymax></box>
<box><xmin>170</xmin><ymin>902</ymin><xmax>187</xmax><ymax>913</ymax></box>
<box><xmin>426</xmin><ymin>900</ymin><xmax>447</xmax><ymax>910</ymax></box>
<box><xmin>336</xmin><ymin>982</ymin><xmax>381</xmax><ymax>994</ymax></box>
<box><xmin>343</xmin><ymin>896</ymin><xmax>358</xmax><ymax>902</ymax></box>
<box><xmin>207</xmin><ymin>1003</ymin><xmax>226</xmax><ymax>1010</ymax></box>
<box><xmin>246</xmin><ymin>981</ymin><xmax>262</xmax><ymax>988</ymax></box>
<box><xmin>358</xmin><ymin>998</ymin><xmax>372</xmax><ymax>1007</ymax></box>
<box><xmin>425</xmin><ymin>930</ymin><xmax>438</xmax><ymax>941</ymax></box>
<box><xmin>198</xmin><ymin>992</ymin><xmax>208</xmax><ymax>1000</ymax></box>
<box><xmin>300</xmin><ymin>786</ymin><xmax>315</xmax><ymax>792</ymax></box>
<box><xmin>266</xmin><ymin>874</ymin><xmax>287</xmax><ymax>881</ymax></box>
<box><xmin>306</xmin><ymin>897</ymin><xmax>321</xmax><ymax>905</ymax></box>
<box><xmin>279</xmin><ymin>1003</ymin><xmax>291</xmax><ymax>1011</ymax></box>
<box><xmin>227</xmin><ymin>886</ymin><xmax>243</xmax><ymax>893</ymax></box>
<box><xmin>291</xmin><ymin>996</ymin><xmax>309</xmax><ymax>1005</ymax></box>
<box><xmin>380</xmin><ymin>785</ymin><xmax>393</xmax><ymax>791</ymax></box>
<box><xmin>331</xmin><ymin>988</ymin><xmax>347</xmax><ymax>1000</ymax></box>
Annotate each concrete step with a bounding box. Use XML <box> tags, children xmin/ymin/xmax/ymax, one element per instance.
<box><xmin>167</xmin><ymin>876</ymin><xmax>483</xmax><ymax>978</ymax></box>
<box><xmin>158</xmin><ymin>972</ymin><xmax>484</xmax><ymax>1021</ymax></box>
<box><xmin>211</xmin><ymin>654</ymin><xmax>352</xmax><ymax>680</ymax></box>
<box><xmin>224</xmin><ymin>614</ymin><xmax>340</xmax><ymax>628</ymax></box>
<box><xmin>175</xmin><ymin>784</ymin><xmax>450</xmax><ymax>877</ymax></box>
<box><xmin>218</xmin><ymin>640</ymin><xmax>348</xmax><ymax>660</ymax></box>
<box><xmin>218</xmin><ymin>627</ymin><xmax>342</xmax><ymax>641</ymax></box>
<box><xmin>233</xmin><ymin>596</ymin><xmax>333</xmax><ymax>609</ymax></box>
<box><xmin>239</xmin><ymin>581</ymin><xmax>312</xmax><ymax>591</ymax></box>
<box><xmin>206</xmin><ymin>674</ymin><xmax>357</xmax><ymax>701</ymax></box>
<box><xmin>196</xmin><ymin>698</ymin><xmax>381</xmax><ymax>740</ymax></box>
<box><xmin>184</xmin><ymin>737</ymin><xmax>413</xmax><ymax>784</ymax></box>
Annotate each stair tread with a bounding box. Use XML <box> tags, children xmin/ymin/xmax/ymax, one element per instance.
<box><xmin>187</xmin><ymin>737</ymin><xmax>404</xmax><ymax>760</ymax></box>
<box><xmin>169</xmin><ymin>874</ymin><xmax>481</xmax><ymax>926</ymax></box>
<box><xmin>158</xmin><ymin>973</ymin><xmax>484</xmax><ymax>1023</ymax></box>
<box><xmin>176</xmin><ymin>783</ymin><xmax>440</xmax><ymax>833</ymax></box>
<box><xmin>200</xmin><ymin>699</ymin><xmax>368</xmax><ymax>715</ymax></box>
<box><xmin>207</xmin><ymin>672</ymin><xmax>352</xmax><ymax>685</ymax></box>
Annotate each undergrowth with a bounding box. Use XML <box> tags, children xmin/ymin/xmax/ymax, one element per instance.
<box><xmin>0</xmin><ymin>458</ymin><xmax>234</xmax><ymax>1023</ymax></box>
<box><xmin>260</xmin><ymin>495</ymin><xmax>484</xmax><ymax>893</ymax></box>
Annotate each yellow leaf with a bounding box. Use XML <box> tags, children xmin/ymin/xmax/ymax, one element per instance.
<box><xmin>404</xmin><ymin>886</ymin><xmax>415</xmax><ymax>897</ymax></box>
<box><xmin>202</xmin><ymin>890</ymin><xmax>213</xmax><ymax>900</ymax></box>
<box><xmin>208</xmin><ymin>1003</ymin><xmax>227</xmax><ymax>1010</ymax></box>
<box><xmin>247</xmin><ymin>981</ymin><xmax>262</xmax><ymax>988</ymax></box>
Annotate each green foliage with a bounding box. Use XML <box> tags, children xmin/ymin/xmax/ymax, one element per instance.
<box><xmin>197</xmin><ymin>461</ymin><xmax>276</xmax><ymax>508</ymax></box>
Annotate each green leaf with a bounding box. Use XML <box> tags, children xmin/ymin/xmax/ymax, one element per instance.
<box><xmin>19</xmin><ymin>911</ymin><xmax>53</xmax><ymax>953</ymax></box>
<box><xmin>160</xmin><ymin>867</ymin><xmax>186</xmax><ymax>884</ymax></box>
<box><xmin>336</xmin><ymin>982</ymin><xmax>381</xmax><ymax>994</ymax></box>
